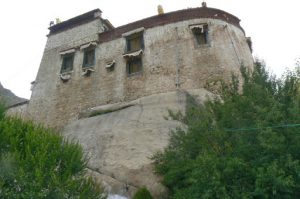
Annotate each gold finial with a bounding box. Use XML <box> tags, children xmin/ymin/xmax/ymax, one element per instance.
<box><xmin>56</xmin><ymin>18</ymin><xmax>61</xmax><ymax>24</ymax></box>
<box><xmin>157</xmin><ymin>5</ymin><xmax>164</xmax><ymax>15</ymax></box>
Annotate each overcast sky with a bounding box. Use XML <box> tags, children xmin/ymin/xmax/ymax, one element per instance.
<box><xmin>1</xmin><ymin>0</ymin><xmax>300</xmax><ymax>99</ymax></box>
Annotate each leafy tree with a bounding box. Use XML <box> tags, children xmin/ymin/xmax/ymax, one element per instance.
<box><xmin>0</xmin><ymin>104</ymin><xmax>104</xmax><ymax>199</ymax></box>
<box><xmin>154</xmin><ymin>62</ymin><xmax>300</xmax><ymax>199</ymax></box>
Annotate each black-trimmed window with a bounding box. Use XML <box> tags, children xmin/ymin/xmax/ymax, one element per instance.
<box><xmin>126</xmin><ymin>33</ymin><xmax>144</xmax><ymax>53</ymax></box>
<box><xmin>82</xmin><ymin>48</ymin><xmax>95</xmax><ymax>68</ymax></box>
<box><xmin>61</xmin><ymin>53</ymin><xmax>74</xmax><ymax>73</ymax></box>
<box><xmin>191</xmin><ymin>24</ymin><xmax>209</xmax><ymax>46</ymax></box>
<box><xmin>127</xmin><ymin>57</ymin><xmax>142</xmax><ymax>75</ymax></box>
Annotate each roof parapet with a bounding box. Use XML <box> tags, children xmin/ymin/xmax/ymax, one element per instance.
<box><xmin>99</xmin><ymin>7</ymin><xmax>244</xmax><ymax>43</ymax></box>
<box><xmin>49</xmin><ymin>9</ymin><xmax>104</xmax><ymax>35</ymax></box>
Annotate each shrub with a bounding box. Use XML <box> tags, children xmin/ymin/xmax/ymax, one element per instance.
<box><xmin>0</xmin><ymin>103</ymin><xmax>104</xmax><ymax>199</ymax></box>
<box><xmin>133</xmin><ymin>187</ymin><xmax>153</xmax><ymax>199</ymax></box>
<box><xmin>154</xmin><ymin>62</ymin><xmax>300</xmax><ymax>198</ymax></box>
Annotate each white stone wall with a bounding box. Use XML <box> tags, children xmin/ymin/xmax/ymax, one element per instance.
<box><xmin>45</xmin><ymin>20</ymin><xmax>102</xmax><ymax>50</ymax></box>
<box><xmin>28</xmin><ymin>17</ymin><xmax>253</xmax><ymax>127</ymax></box>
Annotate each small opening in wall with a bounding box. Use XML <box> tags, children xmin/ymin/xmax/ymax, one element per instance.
<box><xmin>83</xmin><ymin>48</ymin><xmax>95</xmax><ymax>68</ymax></box>
<box><xmin>127</xmin><ymin>57</ymin><xmax>142</xmax><ymax>75</ymax></box>
<box><xmin>191</xmin><ymin>24</ymin><xmax>209</xmax><ymax>46</ymax></box>
<box><xmin>61</xmin><ymin>53</ymin><xmax>74</xmax><ymax>73</ymax></box>
<box><xmin>106</xmin><ymin>60</ymin><xmax>115</xmax><ymax>72</ymax></box>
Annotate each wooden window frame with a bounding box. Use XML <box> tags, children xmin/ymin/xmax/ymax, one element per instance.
<box><xmin>127</xmin><ymin>57</ymin><xmax>142</xmax><ymax>76</ymax></box>
<box><xmin>60</xmin><ymin>53</ymin><xmax>74</xmax><ymax>74</ymax></box>
<box><xmin>126</xmin><ymin>33</ymin><xmax>144</xmax><ymax>53</ymax></box>
<box><xmin>191</xmin><ymin>24</ymin><xmax>209</xmax><ymax>47</ymax></box>
<box><xmin>82</xmin><ymin>48</ymin><xmax>95</xmax><ymax>68</ymax></box>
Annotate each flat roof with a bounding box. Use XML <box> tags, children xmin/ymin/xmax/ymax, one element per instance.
<box><xmin>99</xmin><ymin>7</ymin><xmax>244</xmax><ymax>43</ymax></box>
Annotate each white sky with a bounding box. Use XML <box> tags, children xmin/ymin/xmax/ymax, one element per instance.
<box><xmin>1</xmin><ymin>0</ymin><xmax>300</xmax><ymax>99</ymax></box>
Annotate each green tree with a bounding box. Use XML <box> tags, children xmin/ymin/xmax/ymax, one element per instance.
<box><xmin>0</xmin><ymin>105</ymin><xmax>104</xmax><ymax>199</ymax></box>
<box><xmin>154</xmin><ymin>62</ymin><xmax>300</xmax><ymax>199</ymax></box>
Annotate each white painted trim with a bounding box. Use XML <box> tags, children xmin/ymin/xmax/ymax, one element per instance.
<box><xmin>80</xmin><ymin>42</ymin><xmax>98</xmax><ymax>50</ymax></box>
<box><xmin>106</xmin><ymin>60</ymin><xmax>115</xmax><ymax>68</ymax></box>
<box><xmin>189</xmin><ymin>24</ymin><xmax>204</xmax><ymax>33</ymax></box>
<box><xmin>59</xmin><ymin>49</ymin><xmax>75</xmax><ymax>55</ymax></box>
<box><xmin>122</xmin><ymin>49</ymin><xmax>143</xmax><ymax>58</ymax></box>
<box><xmin>122</xmin><ymin>27</ymin><xmax>145</xmax><ymax>37</ymax></box>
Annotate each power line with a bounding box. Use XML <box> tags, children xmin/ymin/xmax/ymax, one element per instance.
<box><xmin>224</xmin><ymin>123</ymin><xmax>300</xmax><ymax>132</ymax></box>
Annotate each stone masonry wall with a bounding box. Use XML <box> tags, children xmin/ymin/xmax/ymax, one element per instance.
<box><xmin>27</xmin><ymin>18</ymin><xmax>104</xmax><ymax>127</ymax></box>
<box><xmin>28</xmin><ymin>17</ymin><xmax>253</xmax><ymax>128</ymax></box>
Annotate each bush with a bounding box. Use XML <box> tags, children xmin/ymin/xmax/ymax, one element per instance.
<box><xmin>0</xmin><ymin>103</ymin><xmax>104</xmax><ymax>199</ymax></box>
<box><xmin>154</xmin><ymin>62</ymin><xmax>300</xmax><ymax>198</ymax></box>
<box><xmin>133</xmin><ymin>187</ymin><xmax>153</xmax><ymax>199</ymax></box>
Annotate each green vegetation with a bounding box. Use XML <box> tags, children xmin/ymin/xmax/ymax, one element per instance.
<box><xmin>133</xmin><ymin>187</ymin><xmax>153</xmax><ymax>199</ymax></box>
<box><xmin>0</xmin><ymin>105</ymin><xmax>104</xmax><ymax>198</ymax></box>
<box><xmin>154</xmin><ymin>62</ymin><xmax>300</xmax><ymax>198</ymax></box>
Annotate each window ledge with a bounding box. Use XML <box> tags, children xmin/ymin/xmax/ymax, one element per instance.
<box><xmin>127</xmin><ymin>71</ymin><xmax>143</xmax><ymax>77</ymax></box>
<box><xmin>106</xmin><ymin>60</ymin><xmax>115</xmax><ymax>68</ymax></box>
<box><xmin>123</xmin><ymin>49</ymin><xmax>143</xmax><ymax>59</ymax></box>
<box><xmin>82</xmin><ymin>67</ymin><xmax>95</xmax><ymax>76</ymax></box>
<box><xmin>195</xmin><ymin>43</ymin><xmax>211</xmax><ymax>48</ymax></box>
<box><xmin>80</xmin><ymin>42</ymin><xmax>97</xmax><ymax>50</ymax></box>
<box><xmin>60</xmin><ymin>72</ymin><xmax>72</xmax><ymax>82</ymax></box>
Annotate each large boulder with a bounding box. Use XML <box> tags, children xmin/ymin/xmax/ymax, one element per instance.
<box><xmin>63</xmin><ymin>89</ymin><xmax>214</xmax><ymax>198</ymax></box>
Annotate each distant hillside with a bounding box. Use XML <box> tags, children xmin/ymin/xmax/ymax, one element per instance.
<box><xmin>0</xmin><ymin>82</ymin><xmax>28</xmax><ymax>107</ymax></box>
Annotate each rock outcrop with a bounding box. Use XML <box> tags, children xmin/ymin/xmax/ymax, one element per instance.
<box><xmin>63</xmin><ymin>89</ymin><xmax>215</xmax><ymax>198</ymax></box>
<box><xmin>0</xmin><ymin>82</ymin><xmax>28</xmax><ymax>107</ymax></box>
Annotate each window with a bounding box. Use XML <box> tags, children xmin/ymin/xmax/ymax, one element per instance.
<box><xmin>123</xmin><ymin>29</ymin><xmax>144</xmax><ymax>76</ymax></box>
<box><xmin>190</xmin><ymin>24</ymin><xmax>209</xmax><ymax>46</ymax></box>
<box><xmin>127</xmin><ymin>57</ymin><xmax>142</xmax><ymax>75</ymax></box>
<box><xmin>126</xmin><ymin>33</ymin><xmax>144</xmax><ymax>53</ymax></box>
<box><xmin>61</xmin><ymin>53</ymin><xmax>74</xmax><ymax>73</ymax></box>
<box><xmin>83</xmin><ymin>48</ymin><xmax>95</xmax><ymax>68</ymax></box>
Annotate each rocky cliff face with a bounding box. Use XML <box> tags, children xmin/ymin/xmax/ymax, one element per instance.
<box><xmin>0</xmin><ymin>82</ymin><xmax>27</xmax><ymax>107</ymax></box>
<box><xmin>62</xmin><ymin>89</ymin><xmax>215</xmax><ymax>198</ymax></box>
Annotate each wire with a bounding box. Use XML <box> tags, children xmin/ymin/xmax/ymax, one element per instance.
<box><xmin>224</xmin><ymin>123</ymin><xmax>300</xmax><ymax>132</ymax></box>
